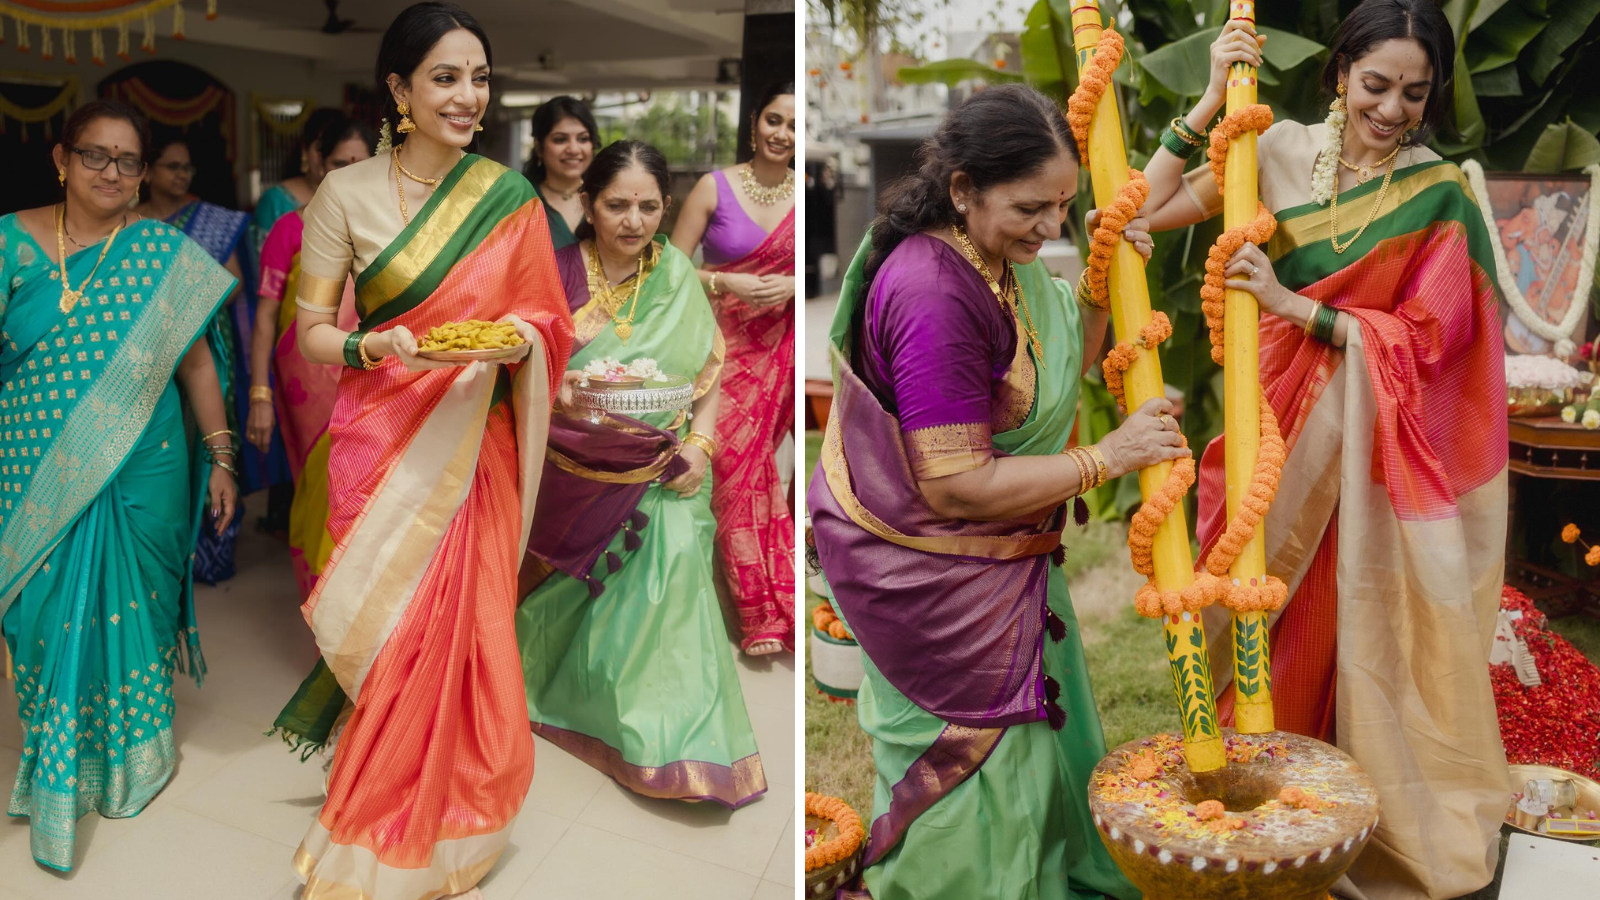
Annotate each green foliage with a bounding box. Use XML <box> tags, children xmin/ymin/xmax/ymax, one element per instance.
<box><xmin>896</xmin><ymin>59</ymin><xmax>1024</xmax><ymax>86</ymax></box>
<box><xmin>1523</xmin><ymin>119</ymin><xmax>1600</xmax><ymax>173</ymax></box>
<box><xmin>597</xmin><ymin>94</ymin><xmax>737</xmax><ymax>168</ymax></box>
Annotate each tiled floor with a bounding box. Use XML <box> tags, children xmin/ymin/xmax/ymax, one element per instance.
<box><xmin>1</xmin><ymin>495</ymin><xmax>797</xmax><ymax>900</ymax></box>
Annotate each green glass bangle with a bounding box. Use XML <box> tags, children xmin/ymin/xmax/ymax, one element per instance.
<box><xmin>1311</xmin><ymin>303</ymin><xmax>1339</xmax><ymax>344</ymax></box>
<box><xmin>1160</xmin><ymin>127</ymin><xmax>1202</xmax><ymax>160</ymax></box>
<box><xmin>343</xmin><ymin>331</ymin><xmax>366</xmax><ymax>369</ymax></box>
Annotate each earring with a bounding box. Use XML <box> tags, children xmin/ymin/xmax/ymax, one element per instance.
<box><xmin>474</xmin><ymin>123</ymin><xmax>484</xmax><ymax>132</ymax></box>
<box><xmin>957</xmin><ymin>203</ymin><xmax>968</xmax><ymax>214</ymax></box>
<box><xmin>58</xmin><ymin>169</ymin><xmax>66</xmax><ymax>185</ymax></box>
<box><xmin>1332</xmin><ymin>81</ymin><xmax>1347</xmax><ymax>113</ymax></box>
<box><xmin>396</xmin><ymin>100</ymin><xmax>416</xmax><ymax>134</ymax></box>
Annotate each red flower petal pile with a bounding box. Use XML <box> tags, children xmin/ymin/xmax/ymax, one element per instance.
<box><xmin>1492</xmin><ymin>586</ymin><xmax>1600</xmax><ymax>778</ymax></box>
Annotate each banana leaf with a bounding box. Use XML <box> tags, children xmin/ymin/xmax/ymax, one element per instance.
<box><xmin>896</xmin><ymin>58</ymin><xmax>1023</xmax><ymax>86</ymax></box>
<box><xmin>1523</xmin><ymin>119</ymin><xmax>1600</xmax><ymax>172</ymax></box>
<box><xmin>1465</xmin><ymin>1</ymin><xmax>1549</xmax><ymax>74</ymax></box>
<box><xmin>1525</xmin><ymin>0</ymin><xmax>1600</xmax><ymax>85</ymax></box>
<box><xmin>1135</xmin><ymin>25</ymin><xmax>1325</xmax><ymax>98</ymax></box>
<box><xmin>1019</xmin><ymin>0</ymin><xmax>1080</xmax><ymax>103</ymax></box>
<box><xmin>1471</xmin><ymin>63</ymin><xmax>1522</xmax><ymax>97</ymax></box>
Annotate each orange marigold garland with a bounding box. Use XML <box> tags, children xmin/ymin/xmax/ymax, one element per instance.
<box><xmin>1198</xmin><ymin>104</ymin><xmax>1277</xmax><ymax>365</ymax></box>
<box><xmin>1188</xmin><ymin>101</ymin><xmax>1290</xmax><ymax>614</ymax></box>
<box><xmin>804</xmin><ymin>792</ymin><xmax>865</xmax><ymax>872</ymax></box>
<box><xmin>1069</xmin><ymin>28</ymin><xmax>1219</xmax><ymax>622</ymax></box>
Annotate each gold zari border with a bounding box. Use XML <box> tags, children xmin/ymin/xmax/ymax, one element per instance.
<box><xmin>1269</xmin><ymin>163</ymin><xmax>1470</xmax><ymax>259</ymax></box>
<box><xmin>904</xmin><ymin>422</ymin><xmax>992</xmax><ymax>480</ymax></box>
<box><xmin>297</xmin><ymin>272</ymin><xmax>344</xmax><ymax>311</ymax></box>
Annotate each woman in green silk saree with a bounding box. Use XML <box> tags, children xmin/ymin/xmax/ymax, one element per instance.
<box><xmin>807</xmin><ymin>85</ymin><xmax>1181</xmax><ymax>900</ymax></box>
<box><xmin>516</xmin><ymin>141</ymin><xmax>766</xmax><ymax>808</ymax></box>
<box><xmin>0</xmin><ymin>101</ymin><xmax>239</xmax><ymax>872</ymax></box>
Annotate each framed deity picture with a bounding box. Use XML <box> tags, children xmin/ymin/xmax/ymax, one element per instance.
<box><xmin>1482</xmin><ymin>172</ymin><xmax>1595</xmax><ymax>356</ymax></box>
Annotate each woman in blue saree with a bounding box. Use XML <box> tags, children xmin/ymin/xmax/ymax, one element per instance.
<box><xmin>0</xmin><ymin>100</ymin><xmax>239</xmax><ymax>872</ymax></box>
<box><xmin>136</xmin><ymin>137</ymin><xmax>251</xmax><ymax>583</ymax></box>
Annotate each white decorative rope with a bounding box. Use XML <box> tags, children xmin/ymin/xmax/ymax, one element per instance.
<box><xmin>1463</xmin><ymin>159</ymin><xmax>1600</xmax><ymax>359</ymax></box>
<box><xmin>1310</xmin><ymin>95</ymin><xmax>1346</xmax><ymax>206</ymax></box>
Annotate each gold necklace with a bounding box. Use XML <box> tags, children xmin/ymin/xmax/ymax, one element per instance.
<box><xmin>55</xmin><ymin>203</ymin><xmax>124</xmax><ymax>314</ymax></box>
<box><xmin>950</xmin><ymin>224</ymin><xmax>1042</xmax><ymax>359</ymax></box>
<box><xmin>394</xmin><ymin>145</ymin><xmax>446</xmax><ymax>184</ymax></box>
<box><xmin>739</xmin><ymin>164</ymin><xmax>794</xmax><ymax>206</ymax></box>
<box><xmin>1337</xmin><ymin>143</ymin><xmax>1401</xmax><ymax>184</ymax></box>
<box><xmin>393</xmin><ymin>146</ymin><xmax>457</xmax><ymax>224</ymax></box>
<box><xmin>585</xmin><ymin>241</ymin><xmax>654</xmax><ymax>343</ymax></box>
<box><xmin>1329</xmin><ymin>147</ymin><xmax>1399</xmax><ymax>254</ymax></box>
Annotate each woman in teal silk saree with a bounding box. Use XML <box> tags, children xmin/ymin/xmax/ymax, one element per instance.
<box><xmin>0</xmin><ymin>101</ymin><xmax>238</xmax><ymax>872</ymax></box>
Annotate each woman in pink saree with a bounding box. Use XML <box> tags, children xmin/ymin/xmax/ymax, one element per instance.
<box><xmin>246</xmin><ymin>117</ymin><xmax>375</xmax><ymax>599</ymax></box>
<box><xmin>671</xmin><ymin>81</ymin><xmax>797</xmax><ymax>655</ymax></box>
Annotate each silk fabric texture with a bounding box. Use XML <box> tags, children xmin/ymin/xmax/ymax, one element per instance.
<box><xmin>701</xmin><ymin>172</ymin><xmax>799</xmax><ymax>652</ymax></box>
<box><xmin>1197</xmin><ymin>125</ymin><xmax>1509</xmax><ymax>900</ymax></box>
<box><xmin>0</xmin><ymin>215</ymin><xmax>235</xmax><ymax>869</ymax></box>
<box><xmin>809</xmin><ymin>233</ymin><xmax>1135</xmax><ymax>899</ymax></box>
<box><xmin>516</xmin><ymin>238</ymin><xmax>767</xmax><ymax>809</ymax></box>
<box><xmin>288</xmin><ymin>151</ymin><xmax>574</xmax><ymax>899</ymax></box>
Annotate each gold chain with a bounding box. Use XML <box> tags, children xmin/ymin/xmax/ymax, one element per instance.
<box><xmin>393</xmin><ymin>146</ymin><xmax>458</xmax><ymax>224</ymax></box>
<box><xmin>739</xmin><ymin>164</ymin><xmax>795</xmax><ymax>206</ymax></box>
<box><xmin>1328</xmin><ymin>146</ymin><xmax>1399</xmax><ymax>255</ymax></box>
<box><xmin>394</xmin><ymin>145</ymin><xmax>446</xmax><ymax>184</ymax></box>
<box><xmin>950</xmin><ymin>224</ymin><xmax>1043</xmax><ymax>359</ymax></box>
<box><xmin>55</xmin><ymin>203</ymin><xmax>123</xmax><ymax>315</ymax></box>
<box><xmin>1337</xmin><ymin>142</ymin><xmax>1401</xmax><ymax>185</ymax></box>
<box><xmin>585</xmin><ymin>241</ymin><xmax>656</xmax><ymax>344</ymax></box>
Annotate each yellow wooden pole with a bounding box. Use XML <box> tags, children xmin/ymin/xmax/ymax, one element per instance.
<box><xmin>1221</xmin><ymin>0</ymin><xmax>1275</xmax><ymax>734</ymax></box>
<box><xmin>1070</xmin><ymin>0</ymin><xmax>1224</xmax><ymax>774</ymax></box>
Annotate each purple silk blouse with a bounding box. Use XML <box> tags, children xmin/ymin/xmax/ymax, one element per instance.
<box><xmin>701</xmin><ymin>170</ymin><xmax>772</xmax><ymax>266</ymax></box>
<box><xmin>857</xmin><ymin>233</ymin><xmax>1033</xmax><ymax>480</ymax></box>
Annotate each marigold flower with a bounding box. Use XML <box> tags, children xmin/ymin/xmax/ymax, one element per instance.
<box><xmin>1195</xmin><ymin>799</ymin><xmax>1226</xmax><ymax>820</ymax></box>
<box><xmin>1563</xmin><ymin>523</ymin><xmax>1582</xmax><ymax>544</ymax></box>
<box><xmin>994</xmin><ymin>58</ymin><xmax>1007</xmax><ymax>69</ymax></box>
<box><xmin>1587</xmin><ymin>545</ymin><xmax>1600</xmax><ymax>568</ymax></box>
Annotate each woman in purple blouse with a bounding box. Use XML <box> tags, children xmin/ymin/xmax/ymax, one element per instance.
<box><xmin>808</xmin><ymin>84</ymin><xmax>1184</xmax><ymax>899</ymax></box>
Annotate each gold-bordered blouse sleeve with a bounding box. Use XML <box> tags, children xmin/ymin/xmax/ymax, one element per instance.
<box><xmin>692</xmin><ymin>326</ymin><xmax>726</xmax><ymax>400</ymax></box>
<box><xmin>1181</xmin><ymin>164</ymin><xmax>1225</xmax><ymax>221</ymax></box>
<box><xmin>296</xmin><ymin>175</ymin><xmax>354</xmax><ymax>312</ymax></box>
<box><xmin>903</xmin><ymin>421</ymin><xmax>993</xmax><ymax>481</ymax></box>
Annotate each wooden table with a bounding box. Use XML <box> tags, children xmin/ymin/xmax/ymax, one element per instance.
<box><xmin>1506</xmin><ymin>415</ymin><xmax>1600</xmax><ymax>616</ymax></box>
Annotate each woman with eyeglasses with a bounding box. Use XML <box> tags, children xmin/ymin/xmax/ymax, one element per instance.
<box><xmin>0</xmin><ymin>100</ymin><xmax>239</xmax><ymax>871</ymax></box>
<box><xmin>136</xmin><ymin>138</ymin><xmax>252</xmax><ymax>584</ymax></box>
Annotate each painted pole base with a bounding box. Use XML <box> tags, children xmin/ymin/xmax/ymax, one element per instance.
<box><xmin>1090</xmin><ymin>730</ymin><xmax>1379</xmax><ymax>900</ymax></box>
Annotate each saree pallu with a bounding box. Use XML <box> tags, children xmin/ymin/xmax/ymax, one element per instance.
<box><xmin>259</xmin><ymin>212</ymin><xmax>357</xmax><ymax>599</ymax></box>
<box><xmin>809</xmin><ymin>239</ymin><xmax>1135</xmax><ymax>900</ymax></box>
<box><xmin>166</xmin><ymin>200</ymin><xmax>250</xmax><ymax>584</ymax></box>
<box><xmin>292</xmin><ymin>156</ymin><xmax>574</xmax><ymax>899</ymax></box>
<box><xmin>0</xmin><ymin>216</ymin><xmax>235</xmax><ymax>870</ymax></box>
<box><xmin>1196</xmin><ymin>161</ymin><xmax>1510</xmax><ymax>900</ymax></box>
<box><xmin>707</xmin><ymin>210</ymin><xmax>797</xmax><ymax>652</ymax></box>
<box><xmin>515</xmin><ymin>240</ymin><xmax>767</xmax><ymax>809</ymax></box>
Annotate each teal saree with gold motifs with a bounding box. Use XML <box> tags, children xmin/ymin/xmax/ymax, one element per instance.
<box><xmin>0</xmin><ymin>213</ymin><xmax>235</xmax><ymax>870</ymax></box>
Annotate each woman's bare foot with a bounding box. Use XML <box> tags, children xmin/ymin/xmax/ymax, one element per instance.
<box><xmin>745</xmin><ymin>639</ymin><xmax>785</xmax><ymax>657</ymax></box>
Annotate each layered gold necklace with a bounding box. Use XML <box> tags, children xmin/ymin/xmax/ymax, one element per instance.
<box><xmin>392</xmin><ymin>146</ymin><xmax>453</xmax><ymax>224</ymax></box>
<box><xmin>585</xmin><ymin>240</ymin><xmax>658</xmax><ymax>343</ymax></box>
<box><xmin>950</xmin><ymin>224</ymin><xmax>1042</xmax><ymax>359</ymax></box>
<box><xmin>1328</xmin><ymin>146</ymin><xmax>1400</xmax><ymax>255</ymax></box>
<box><xmin>739</xmin><ymin>164</ymin><xmax>794</xmax><ymax>206</ymax></box>
<box><xmin>55</xmin><ymin>202</ymin><xmax>124</xmax><ymax>314</ymax></box>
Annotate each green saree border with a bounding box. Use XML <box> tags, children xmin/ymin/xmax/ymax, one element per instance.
<box><xmin>354</xmin><ymin>155</ymin><xmax>534</xmax><ymax>330</ymax></box>
<box><xmin>0</xmin><ymin>236</ymin><xmax>235</xmax><ymax>614</ymax></box>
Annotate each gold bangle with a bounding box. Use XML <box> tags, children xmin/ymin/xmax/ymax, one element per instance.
<box><xmin>1303</xmin><ymin>302</ymin><xmax>1321</xmax><ymax>337</ymax></box>
<box><xmin>249</xmin><ymin>385</ymin><xmax>273</xmax><ymax>403</ymax></box>
<box><xmin>357</xmin><ymin>332</ymin><xmax>381</xmax><ymax>371</ymax></box>
<box><xmin>1067</xmin><ymin>446</ymin><xmax>1093</xmax><ymax>495</ymax></box>
<box><xmin>683</xmin><ymin>431</ymin><xmax>718</xmax><ymax>458</ymax></box>
<box><xmin>201</xmin><ymin>429</ymin><xmax>234</xmax><ymax>443</ymax></box>
<box><xmin>707</xmin><ymin>272</ymin><xmax>718</xmax><ymax>295</ymax></box>
<box><xmin>1083</xmin><ymin>444</ymin><xmax>1109</xmax><ymax>487</ymax></box>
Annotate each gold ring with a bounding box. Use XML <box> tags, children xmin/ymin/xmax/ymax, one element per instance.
<box><xmin>1251</xmin><ymin>264</ymin><xmax>1260</xmax><ymax>275</ymax></box>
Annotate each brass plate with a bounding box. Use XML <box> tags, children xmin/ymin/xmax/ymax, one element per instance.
<box><xmin>1505</xmin><ymin>763</ymin><xmax>1600</xmax><ymax>842</ymax></box>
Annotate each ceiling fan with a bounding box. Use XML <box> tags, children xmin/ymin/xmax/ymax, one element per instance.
<box><xmin>307</xmin><ymin>0</ymin><xmax>382</xmax><ymax>35</ymax></box>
